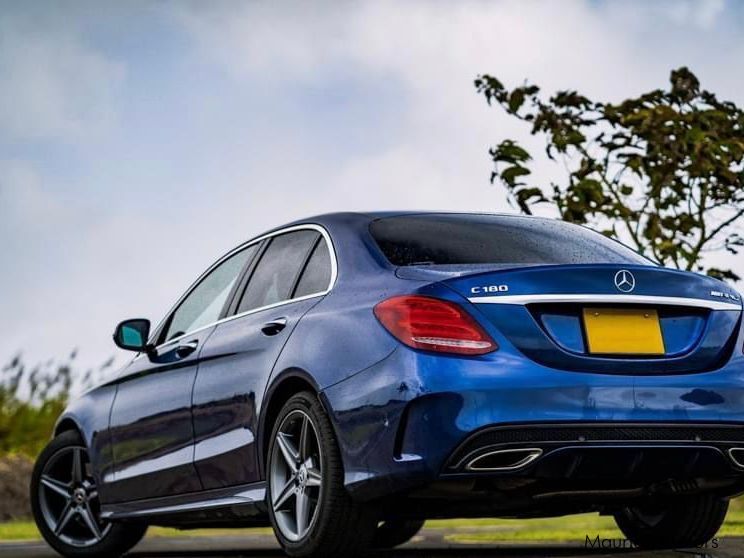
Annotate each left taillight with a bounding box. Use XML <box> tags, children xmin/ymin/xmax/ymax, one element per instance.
<box><xmin>373</xmin><ymin>295</ymin><xmax>497</xmax><ymax>356</ymax></box>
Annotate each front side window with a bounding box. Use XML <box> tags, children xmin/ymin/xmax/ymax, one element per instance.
<box><xmin>237</xmin><ymin>230</ymin><xmax>319</xmax><ymax>313</ymax></box>
<box><xmin>162</xmin><ymin>244</ymin><xmax>257</xmax><ymax>342</ymax></box>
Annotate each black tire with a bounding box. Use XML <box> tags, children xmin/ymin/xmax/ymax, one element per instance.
<box><xmin>31</xmin><ymin>430</ymin><xmax>148</xmax><ymax>558</ymax></box>
<box><xmin>614</xmin><ymin>495</ymin><xmax>728</xmax><ymax>549</ymax></box>
<box><xmin>372</xmin><ymin>519</ymin><xmax>425</xmax><ymax>549</ymax></box>
<box><xmin>266</xmin><ymin>391</ymin><xmax>378</xmax><ymax>558</ymax></box>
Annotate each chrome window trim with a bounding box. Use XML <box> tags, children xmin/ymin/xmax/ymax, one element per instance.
<box><xmin>142</xmin><ymin>224</ymin><xmax>337</xmax><ymax>355</ymax></box>
<box><xmin>468</xmin><ymin>293</ymin><xmax>741</xmax><ymax>311</ymax></box>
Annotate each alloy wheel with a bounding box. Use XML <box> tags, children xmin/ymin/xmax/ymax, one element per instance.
<box><xmin>270</xmin><ymin>409</ymin><xmax>323</xmax><ymax>542</ymax></box>
<box><xmin>38</xmin><ymin>445</ymin><xmax>111</xmax><ymax>547</ymax></box>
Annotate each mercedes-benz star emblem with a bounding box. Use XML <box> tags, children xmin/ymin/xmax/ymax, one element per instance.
<box><xmin>614</xmin><ymin>269</ymin><xmax>636</xmax><ymax>293</ymax></box>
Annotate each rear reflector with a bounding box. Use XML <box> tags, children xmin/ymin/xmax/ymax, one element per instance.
<box><xmin>374</xmin><ymin>295</ymin><xmax>497</xmax><ymax>355</ymax></box>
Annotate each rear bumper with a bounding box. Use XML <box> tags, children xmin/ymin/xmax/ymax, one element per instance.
<box><xmin>416</xmin><ymin>426</ymin><xmax>744</xmax><ymax>519</ymax></box>
<box><xmin>321</xmin><ymin>343</ymin><xmax>744</xmax><ymax>502</ymax></box>
<box><xmin>444</xmin><ymin>423</ymin><xmax>744</xmax><ymax>474</ymax></box>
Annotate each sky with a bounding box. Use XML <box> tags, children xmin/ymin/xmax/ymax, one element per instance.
<box><xmin>1</xmin><ymin>0</ymin><xmax>743</xmax><ymax>386</ymax></box>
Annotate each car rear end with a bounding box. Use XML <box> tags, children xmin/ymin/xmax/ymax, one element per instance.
<box><xmin>322</xmin><ymin>213</ymin><xmax>744</xmax><ymax>520</ymax></box>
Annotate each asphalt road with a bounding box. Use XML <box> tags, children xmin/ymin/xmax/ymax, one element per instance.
<box><xmin>0</xmin><ymin>532</ymin><xmax>740</xmax><ymax>558</ymax></box>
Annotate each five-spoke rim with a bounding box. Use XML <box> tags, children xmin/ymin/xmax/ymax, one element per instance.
<box><xmin>39</xmin><ymin>446</ymin><xmax>111</xmax><ymax>547</ymax></box>
<box><xmin>270</xmin><ymin>410</ymin><xmax>323</xmax><ymax>542</ymax></box>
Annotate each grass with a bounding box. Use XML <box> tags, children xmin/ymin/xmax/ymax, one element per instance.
<box><xmin>2</xmin><ymin>499</ymin><xmax>742</xmax><ymax>543</ymax></box>
<box><xmin>431</xmin><ymin>498</ymin><xmax>744</xmax><ymax>544</ymax></box>
<box><xmin>430</xmin><ymin>515</ymin><xmax>624</xmax><ymax>543</ymax></box>
<box><xmin>0</xmin><ymin>522</ymin><xmax>39</xmax><ymax>541</ymax></box>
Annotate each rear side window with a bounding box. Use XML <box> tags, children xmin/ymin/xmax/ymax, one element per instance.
<box><xmin>237</xmin><ymin>230</ymin><xmax>319</xmax><ymax>313</ymax></box>
<box><xmin>161</xmin><ymin>244</ymin><xmax>257</xmax><ymax>342</ymax></box>
<box><xmin>369</xmin><ymin>214</ymin><xmax>651</xmax><ymax>267</ymax></box>
<box><xmin>293</xmin><ymin>239</ymin><xmax>332</xmax><ymax>298</ymax></box>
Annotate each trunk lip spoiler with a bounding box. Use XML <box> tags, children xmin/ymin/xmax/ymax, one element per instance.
<box><xmin>468</xmin><ymin>294</ymin><xmax>741</xmax><ymax>311</ymax></box>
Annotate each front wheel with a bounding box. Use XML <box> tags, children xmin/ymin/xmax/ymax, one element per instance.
<box><xmin>614</xmin><ymin>495</ymin><xmax>728</xmax><ymax>549</ymax></box>
<box><xmin>30</xmin><ymin>430</ymin><xmax>147</xmax><ymax>557</ymax></box>
<box><xmin>267</xmin><ymin>392</ymin><xmax>377</xmax><ymax>557</ymax></box>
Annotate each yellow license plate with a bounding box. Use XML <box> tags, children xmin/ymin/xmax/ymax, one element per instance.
<box><xmin>582</xmin><ymin>308</ymin><xmax>665</xmax><ymax>355</ymax></box>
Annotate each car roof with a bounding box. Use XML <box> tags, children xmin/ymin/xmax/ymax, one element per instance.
<box><xmin>275</xmin><ymin>210</ymin><xmax>545</xmax><ymax>229</ymax></box>
<box><xmin>251</xmin><ymin>211</ymin><xmax>559</xmax><ymax>246</ymax></box>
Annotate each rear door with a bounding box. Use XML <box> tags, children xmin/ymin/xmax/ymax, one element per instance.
<box><xmin>192</xmin><ymin>227</ymin><xmax>334</xmax><ymax>489</ymax></box>
<box><xmin>106</xmin><ymin>244</ymin><xmax>256</xmax><ymax>502</ymax></box>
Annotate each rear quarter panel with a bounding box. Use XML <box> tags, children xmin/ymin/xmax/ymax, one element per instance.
<box><xmin>271</xmin><ymin>284</ymin><xmax>401</xmax><ymax>391</ymax></box>
<box><xmin>270</xmin><ymin>213</ymin><xmax>428</xmax><ymax>390</ymax></box>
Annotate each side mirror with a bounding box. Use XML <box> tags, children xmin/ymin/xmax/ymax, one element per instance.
<box><xmin>113</xmin><ymin>319</ymin><xmax>152</xmax><ymax>352</ymax></box>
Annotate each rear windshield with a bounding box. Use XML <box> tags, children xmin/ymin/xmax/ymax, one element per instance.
<box><xmin>369</xmin><ymin>214</ymin><xmax>651</xmax><ymax>267</ymax></box>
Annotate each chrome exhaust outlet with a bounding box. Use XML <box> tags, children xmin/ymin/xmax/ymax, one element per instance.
<box><xmin>466</xmin><ymin>448</ymin><xmax>543</xmax><ymax>472</ymax></box>
<box><xmin>728</xmin><ymin>448</ymin><xmax>744</xmax><ymax>468</ymax></box>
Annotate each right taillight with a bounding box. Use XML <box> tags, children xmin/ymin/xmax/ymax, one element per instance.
<box><xmin>373</xmin><ymin>295</ymin><xmax>497</xmax><ymax>356</ymax></box>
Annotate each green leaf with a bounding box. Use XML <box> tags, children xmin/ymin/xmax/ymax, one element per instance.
<box><xmin>707</xmin><ymin>268</ymin><xmax>741</xmax><ymax>282</ymax></box>
<box><xmin>514</xmin><ymin>187</ymin><xmax>547</xmax><ymax>214</ymax></box>
<box><xmin>508</xmin><ymin>90</ymin><xmax>525</xmax><ymax>113</ymax></box>
<box><xmin>491</xmin><ymin>140</ymin><xmax>532</xmax><ymax>164</ymax></box>
<box><xmin>501</xmin><ymin>165</ymin><xmax>531</xmax><ymax>187</ymax></box>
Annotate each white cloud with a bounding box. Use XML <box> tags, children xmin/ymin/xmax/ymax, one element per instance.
<box><xmin>662</xmin><ymin>0</ymin><xmax>726</xmax><ymax>29</ymax></box>
<box><xmin>0</xmin><ymin>161</ymin><xmax>77</xmax><ymax>227</ymax></box>
<box><xmin>170</xmin><ymin>0</ymin><xmax>744</xmax><ymax>277</ymax></box>
<box><xmin>0</xmin><ymin>13</ymin><xmax>124</xmax><ymax>142</ymax></box>
<box><xmin>170</xmin><ymin>1</ymin><xmax>628</xmax><ymax>199</ymax></box>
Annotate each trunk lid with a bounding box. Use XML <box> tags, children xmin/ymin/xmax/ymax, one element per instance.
<box><xmin>434</xmin><ymin>264</ymin><xmax>742</xmax><ymax>374</ymax></box>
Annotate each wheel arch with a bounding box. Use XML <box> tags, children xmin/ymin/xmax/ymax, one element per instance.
<box><xmin>53</xmin><ymin>416</ymin><xmax>84</xmax><ymax>440</ymax></box>
<box><xmin>258</xmin><ymin>368</ymin><xmax>329</xmax><ymax>477</ymax></box>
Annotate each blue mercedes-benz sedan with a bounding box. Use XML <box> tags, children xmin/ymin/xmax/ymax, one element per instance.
<box><xmin>31</xmin><ymin>212</ymin><xmax>744</xmax><ymax>557</ymax></box>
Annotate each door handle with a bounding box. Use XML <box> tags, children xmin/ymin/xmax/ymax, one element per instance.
<box><xmin>261</xmin><ymin>318</ymin><xmax>288</xmax><ymax>336</ymax></box>
<box><xmin>175</xmin><ymin>340</ymin><xmax>199</xmax><ymax>358</ymax></box>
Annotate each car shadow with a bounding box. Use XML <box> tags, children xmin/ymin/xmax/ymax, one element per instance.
<box><xmin>128</xmin><ymin>547</ymin><xmax>681</xmax><ymax>558</ymax></box>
